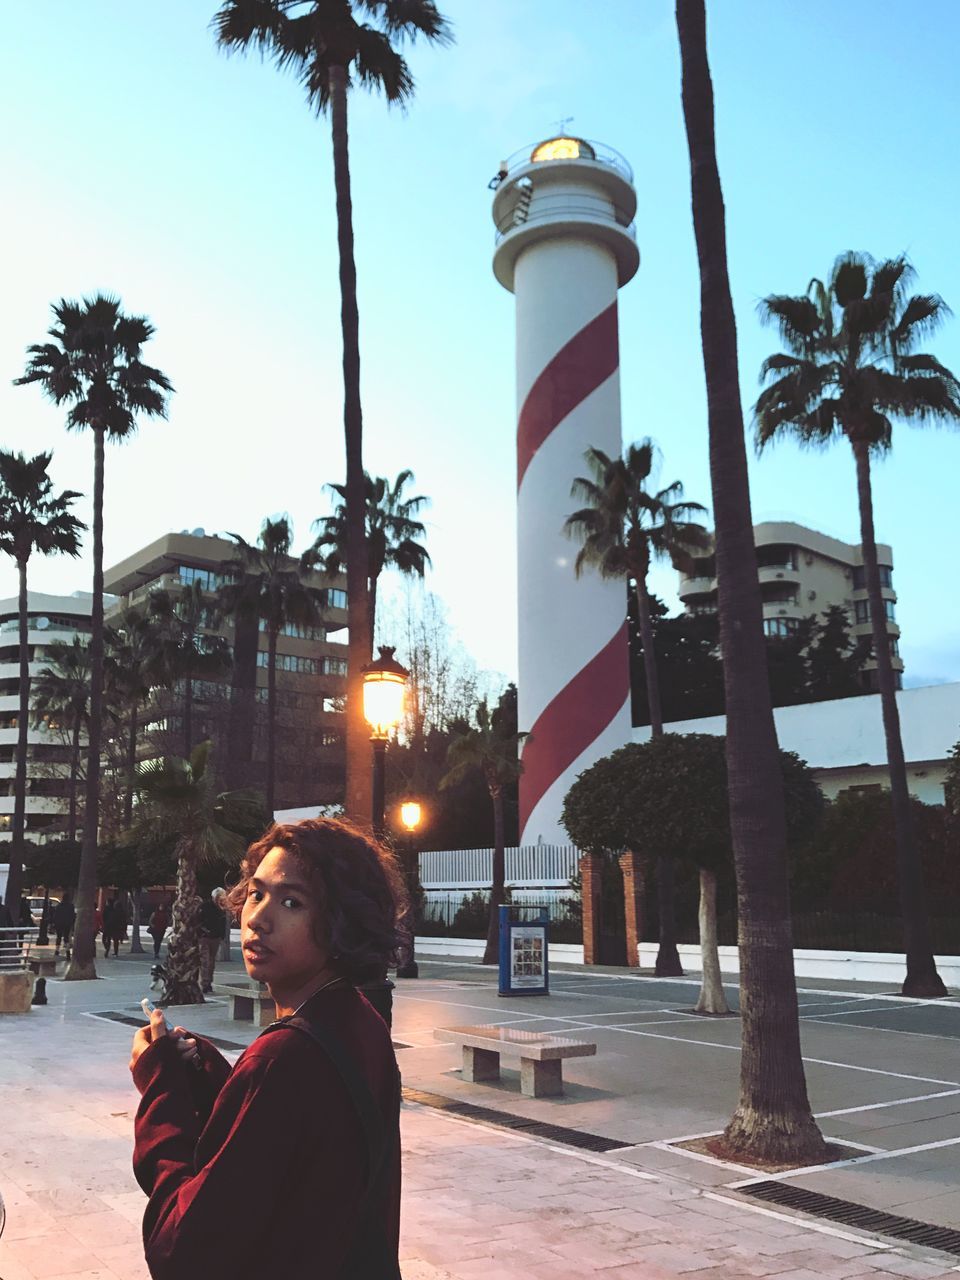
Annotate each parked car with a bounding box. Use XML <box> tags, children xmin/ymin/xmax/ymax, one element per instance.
<box><xmin>27</xmin><ymin>896</ymin><xmax>60</xmax><ymax>925</ymax></box>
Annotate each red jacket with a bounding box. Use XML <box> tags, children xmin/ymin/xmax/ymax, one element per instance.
<box><xmin>132</xmin><ymin>986</ymin><xmax>401</xmax><ymax>1279</ymax></box>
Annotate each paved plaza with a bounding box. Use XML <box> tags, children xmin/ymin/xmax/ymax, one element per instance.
<box><xmin>1</xmin><ymin>948</ymin><xmax>959</xmax><ymax>1279</ymax></box>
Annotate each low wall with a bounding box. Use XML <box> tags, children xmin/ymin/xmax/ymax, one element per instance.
<box><xmin>415</xmin><ymin>936</ymin><xmax>960</xmax><ymax>986</ymax></box>
<box><xmin>637</xmin><ymin>943</ymin><xmax>960</xmax><ymax>988</ymax></box>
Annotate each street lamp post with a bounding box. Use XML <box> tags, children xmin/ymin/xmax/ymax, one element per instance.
<box><xmin>396</xmin><ymin>800</ymin><xmax>422</xmax><ymax>979</ymax></box>
<box><xmin>360</xmin><ymin>645</ymin><xmax>410</xmax><ymax>1026</ymax></box>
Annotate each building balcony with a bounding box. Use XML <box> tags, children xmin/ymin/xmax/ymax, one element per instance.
<box><xmin>678</xmin><ymin>576</ymin><xmax>716</xmax><ymax>602</ymax></box>
<box><xmin>757</xmin><ymin>564</ymin><xmax>800</xmax><ymax>589</ymax></box>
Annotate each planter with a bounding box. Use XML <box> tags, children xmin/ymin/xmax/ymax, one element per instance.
<box><xmin>0</xmin><ymin>971</ymin><xmax>35</xmax><ymax>1014</ymax></box>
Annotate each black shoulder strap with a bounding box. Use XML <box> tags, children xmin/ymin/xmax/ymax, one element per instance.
<box><xmin>267</xmin><ymin>1012</ymin><xmax>400</xmax><ymax>1280</ymax></box>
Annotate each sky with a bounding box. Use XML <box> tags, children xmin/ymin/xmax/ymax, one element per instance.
<box><xmin>2</xmin><ymin>1</ymin><xmax>959</xmax><ymax>689</ymax></box>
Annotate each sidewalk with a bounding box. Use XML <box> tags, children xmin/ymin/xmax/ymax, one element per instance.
<box><xmin>1</xmin><ymin>960</ymin><xmax>958</xmax><ymax>1279</ymax></box>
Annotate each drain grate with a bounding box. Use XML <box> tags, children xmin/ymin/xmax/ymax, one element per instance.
<box><xmin>402</xmin><ymin>1086</ymin><xmax>629</xmax><ymax>1152</ymax></box>
<box><xmin>741</xmin><ymin>1182</ymin><xmax>960</xmax><ymax>1258</ymax></box>
<box><xmin>89</xmin><ymin>1010</ymin><xmax>247</xmax><ymax>1051</ymax></box>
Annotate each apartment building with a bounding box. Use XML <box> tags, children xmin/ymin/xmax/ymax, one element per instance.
<box><xmin>0</xmin><ymin>591</ymin><xmax>93</xmax><ymax>843</ymax></box>
<box><xmin>103</xmin><ymin>529</ymin><xmax>349</xmax><ymax>809</ymax></box>
<box><xmin>678</xmin><ymin>521</ymin><xmax>903</xmax><ymax>689</ymax></box>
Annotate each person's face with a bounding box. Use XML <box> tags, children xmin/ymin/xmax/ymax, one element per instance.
<box><xmin>240</xmin><ymin>846</ymin><xmax>329</xmax><ymax>991</ymax></box>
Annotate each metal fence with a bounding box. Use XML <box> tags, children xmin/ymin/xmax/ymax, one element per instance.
<box><xmin>0</xmin><ymin>926</ymin><xmax>40</xmax><ymax>971</ymax></box>
<box><xmin>418</xmin><ymin>844</ymin><xmax>580</xmax><ymax>891</ymax></box>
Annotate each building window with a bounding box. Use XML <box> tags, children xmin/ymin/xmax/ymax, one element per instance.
<box><xmin>322</xmin><ymin>695</ymin><xmax>344</xmax><ymax>714</ymax></box>
<box><xmin>178</xmin><ymin>565</ymin><xmax>226</xmax><ymax>592</ymax></box>
<box><xmin>318</xmin><ymin>730</ymin><xmax>343</xmax><ymax>748</ymax></box>
<box><xmin>258</xmin><ymin>618</ymin><xmax>325</xmax><ymax>641</ymax></box>
<box><xmin>256</xmin><ymin>652</ymin><xmax>319</xmax><ymax>675</ymax></box>
<box><xmin>321</xmin><ymin>657</ymin><xmax>347</xmax><ymax>677</ymax></box>
<box><xmin>853</xmin><ymin>565</ymin><xmax>893</xmax><ymax>590</ymax></box>
<box><xmin>763</xmin><ymin>617</ymin><xmax>800</xmax><ymax>638</ymax></box>
<box><xmin>323</xmin><ymin>588</ymin><xmax>347</xmax><ymax>610</ymax></box>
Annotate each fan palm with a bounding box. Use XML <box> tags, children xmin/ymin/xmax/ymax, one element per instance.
<box><xmin>676</xmin><ymin>0</ymin><xmax>826</xmax><ymax>1162</ymax></box>
<box><xmin>565</xmin><ymin>440</ymin><xmax>708</xmax><ymax>977</ymax></box>
<box><xmin>440</xmin><ymin>690</ymin><xmax>524</xmax><ymax>965</ymax></box>
<box><xmin>306</xmin><ymin>469</ymin><xmax>431</xmax><ymax>646</ymax></box>
<box><xmin>104</xmin><ymin>607</ymin><xmax>171</xmax><ymax>827</ymax></box>
<box><xmin>123</xmin><ymin>740</ymin><xmax>261</xmax><ymax>1004</ymax></box>
<box><xmin>219</xmin><ymin>517</ymin><xmax>324</xmax><ymax>813</ymax></box>
<box><xmin>16</xmin><ymin>294</ymin><xmax>172</xmax><ymax>980</ymax></box>
<box><xmin>32</xmin><ymin>636</ymin><xmax>92</xmax><ymax>844</ymax></box>
<box><xmin>0</xmin><ymin>450</ymin><xmax>84</xmax><ymax>916</ymax></box>
<box><xmin>149</xmin><ymin>581</ymin><xmax>232</xmax><ymax>757</ymax></box>
<box><xmin>213</xmin><ymin>0</ymin><xmax>452</xmax><ymax>824</ymax></box>
<box><xmin>755</xmin><ymin>252</ymin><xmax>960</xmax><ymax>998</ymax></box>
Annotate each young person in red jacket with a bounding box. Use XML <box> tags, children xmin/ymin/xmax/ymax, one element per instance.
<box><xmin>129</xmin><ymin>818</ymin><xmax>406</xmax><ymax>1279</ymax></box>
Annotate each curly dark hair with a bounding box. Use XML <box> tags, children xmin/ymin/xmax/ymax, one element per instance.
<box><xmin>226</xmin><ymin>818</ymin><xmax>408</xmax><ymax>983</ymax></box>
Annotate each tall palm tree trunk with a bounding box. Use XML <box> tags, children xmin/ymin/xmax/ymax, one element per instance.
<box><xmin>368</xmin><ymin>572</ymin><xmax>378</xmax><ymax>651</ymax></box>
<box><xmin>68</xmin><ymin>712</ymin><xmax>82</xmax><ymax>844</ymax></box>
<box><xmin>164</xmin><ymin>841</ymin><xmax>203</xmax><ymax>1005</ymax></box>
<box><xmin>66</xmin><ymin>426</ymin><xmax>106</xmax><ymax>981</ymax></box>
<box><xmin>852</xmin><ymin>440</ymin><xmax>945</xmax><ymax>997</ymax></box>
<box><xmin>329</xmin><ymin>63</ymin><xmax>372</xmax><ymax>827</ymax></box>
<box><xmin>483</xmin><ymin>781</ymin><xmax>506</xmax><ymax>965</ymax></box>
<box><xmin>227</xmin><ymin>613</ymin><xmax>257</xmax><ymax>791</ymax></box>
<box><xmin>266</xmin><ymin>625</ymin><xmax>278</xmax><ymax>814</ymax></box>
<box><xmin>6</xmin><ymin>557</ymin><xmax>31</xmax><ymax>917</ymax></box>
<box><xmin>677</xmin><ymin>0</ymin><xmax>825</xmax><ymax>1161</ymax></box>
<box><xmin>694</xmin><ymin>866</ymin><xmax>729</xmax><ymax>1014</ymax></box>
<box><xmin>124</xmin><ymin>703</ymin><xmax>138</xmax><ymax>827</ymax></box>
<box><xmin>634</xmin><ymin>576</ymin><xmax>683</xmax><ymax>977</ymax></box>
<box><xmin>183</xmin><ymin>670</ymin><xmax>193</xmax><ymax>758</ymax></box>
<box><xmin>129</xmin><ymin>887</ymin><xmax>145</xmax><ymax>954</ymax></box>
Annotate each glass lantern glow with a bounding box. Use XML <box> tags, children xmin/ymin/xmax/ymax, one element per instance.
<box><xmin>400</xmin><ymin>800</ymin><xmax>422</xmax><ymax>832</ymax></box>
<box><xmin>361</xmin><ymin>646</ymin><xmax>410</xmax><ymax>740</ymax></box>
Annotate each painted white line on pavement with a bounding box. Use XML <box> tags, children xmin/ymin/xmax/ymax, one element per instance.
<box><xmin>800</xmin><ymin>1004</ymin><xmax>916</xmax><ymax>1020</ymax></box>
<box><xmin>816</xmin><ymin>1088</ymin><xmax>960</xmax><ymax>1118</ymax></box>
<box><xmin>728</xmin><ymin>1133</ymin><xmax>960</xmax><ymax>1185</ymax></box>
<box><xmin>804</xmin><ymin>1017</ymin><xmax>960</xmax><ymax>1046</ymax></box>
<box><xmin>647</xmin><ymin>1138</ymin><xmax>760</xmax><ymax>1176</ymax></box>
<box><xmin>701</xmin><ymin>1192</ymin><xmax>893</xmax><ymax>1250</ymax></box>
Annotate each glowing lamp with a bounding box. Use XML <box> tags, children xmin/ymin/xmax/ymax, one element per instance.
<box><xmin>530</xmin><ymin>136</ymin><xmax>595</xmax><ymax>164</ymax></box>
<box><xmin>361</xmin><ymin>645</ymin><xmax>410</xmax><ymax>740</ymax></box>
<box><xmin>400</xmin><ymin>800</ymin><xmax>422</xmax><ymax>832</ymax></box>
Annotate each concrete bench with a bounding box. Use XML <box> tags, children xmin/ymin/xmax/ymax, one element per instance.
<box><xmin>436</xmin><ymin>1025</ymin><xmax>597</xmax><ymax>1098</ymax></box>
<box><xmin>27</xmin><ymin>946</ymin><xmax>59</xmax><ymax>978</ymax></box>
<box><xmin>216</xmin><ymin>983</ymin><xmax>275</xmax><ymax>1028</ymax></box>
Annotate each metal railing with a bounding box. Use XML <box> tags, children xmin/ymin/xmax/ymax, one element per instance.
<box><xmin>0</xmin><ymin>926</ymin><xmax>40</xmax><ymax>971</ymax></box>
<box><xmin>499</xmin><ymin>138</ymin><xmax>633</xmax><ymax>183</ymax></box>
<box><xmin>419</xmin><ymin>843</ymin><xmax>581</xmax><ymax>891</ymax></box>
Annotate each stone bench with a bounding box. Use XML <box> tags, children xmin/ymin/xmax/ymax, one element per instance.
<box><xmin>216</xmin><ymin>983</ymin><xmax>275</xmax><ymax>1028</ymax></box>
<box><xmin>27</xmin><ymin>946</ymin><xmax>59</xmax><ymax>978</ymax></box>
<box><xmin>0</xmin><ymin>971</ymin><xmax>35</xmax><ymax>1014</ymax></box>
<box><xmin>436</xmin><ymin>1025</ymin><xmax>597</xmax><ymax>1098</ymax></box>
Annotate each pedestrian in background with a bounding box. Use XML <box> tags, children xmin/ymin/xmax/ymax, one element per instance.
<box><xmin>103</xmin><ymin>896</ymin><xmax>125</xmax><ymax>957</ymax></box>
<box><xmin>53</xmin><ymin>893</ymin><xmax>76</xmax><ymax>957</ymax></box>
<box><xmin>199</xmin><ymin>888</ymin><xmax>227</xmax><ymax>994</ymax></box>
<box><xmin>148</xmin><ymin>902</ymin><xmax>169</xmax><ymax>960</ymax></box>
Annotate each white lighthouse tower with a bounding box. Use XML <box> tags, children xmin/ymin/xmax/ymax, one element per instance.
<box><xmin>492</xmin><ymin>135</ymin><xmax>639</xmax><ymax>845</ymax></box>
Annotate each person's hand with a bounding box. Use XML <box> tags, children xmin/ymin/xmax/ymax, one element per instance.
<box><xmin>171</xmin><ymin>1025</ymin><xmax>201</xmax><ymax>1067</ymax></box>
<box><xmin>129</xmin><ymin>1007</ymin><xmax>168</xmax><ymax>1073</ymax></box>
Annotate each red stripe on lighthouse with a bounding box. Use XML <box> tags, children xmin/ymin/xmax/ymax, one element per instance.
<box><xmin>519</xmin><ymin>622</ymin><xmax>629</xmax><ymax>834</ymax></box>
<box><xmin>516</xmin><ymin>303</ymin><xmax>619</xmax><ymax>488</ymax></box>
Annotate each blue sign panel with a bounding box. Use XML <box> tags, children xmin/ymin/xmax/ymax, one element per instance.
<box><xmin>498</xmin><ymin>905</ymin><xmax>549</xmax><ymax>996</ymax></box>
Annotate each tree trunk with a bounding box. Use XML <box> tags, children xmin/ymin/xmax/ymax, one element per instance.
<box><xmin>66</xmin><ymin>425</ymin><xmax>106</xmax><ymax>981</ymax></box>
<box><xmin>124</xmin><ymin>702</ymin><xmax>138</xmax><ymax>828</ymax></box>
<box><xmin>266</xmin><ymin>624</ymin><xmax>278</xmax><ymax>815</ymax></box>
<box><xmin>635</xmin><ymin>578</ymin><xmax>683</xmax><ymax>977</ymax></box>
<box><xmin>695</xmin><ymin>866</ymin><xmax>729</xmax><ymax>1014</ymax></box>
<box><xmin>183</xmin><ymin>670</ymin><xmax>193</xmax><ymax>758</ymax></box>
<box><xmin>677</xmin><ymin>0</ymin><xmax>825</xmax><ymax>1162</ymax></box>
<box><xmin>852</xmin><ymin>439</ymin><xmax>945</xmax><ymax>997</ymax></box>
<box><xmin>129</xmin><ymin>886</ymin><xmax>145</xmax><ymax>955</ymax></box>
<box><xmin>329</xmin><ymin>63</ymin><xmax>372</xmax><ymax>827</ymax></box>
<box><xmin>483</xmin><ymin>782</ymin><xmax>506</xmax><ymax>965</ymax></box>
<box><xmin>163</xmin><ymin>839</ymin><xmax>204</xmax><ymax>1005</ymax></box>
<box><xmin>6</xmin><ymin>556</ymin><xmax>31</xmax><ymax>917</ymax></box>
<box><xmin>68</xmin><ymin>711</ymin><xmax>82</xmax><ymax>844</ymax></box>
<box><xmin>368</xmin><ymin>572</ymin><xmax>378</xmax><ymax>652</ymax></box>
<box><xmin>227</xmin><ymin>612</ymin><xmax>257</xmax><ymax>792</ymax></box>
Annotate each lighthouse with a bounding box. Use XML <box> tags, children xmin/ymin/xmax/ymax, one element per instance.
<box><xmin>492</xmin><ymin>135</ymin><xmax>639</xmax><ymax>845</ymax></box>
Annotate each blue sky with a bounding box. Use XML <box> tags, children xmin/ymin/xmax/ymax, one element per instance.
<box><xmin>2</xmin><ymin>1</ymin><xmax>959</xmax><ymax>687</ymax></box>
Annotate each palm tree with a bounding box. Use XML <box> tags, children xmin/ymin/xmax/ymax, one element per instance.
<box><xmin>755</xmin><ymin>253</ymin><xmax>959</xmax><ymax>998</ymax></box>
<box><xmin>565</xmin><ymin>440</ymin><xmax>709</xmax><ymax>977</ymax></box>
<box><xmin>31</xmin><ymin>636</ymin><xmax>91</xmax><ymax>844</ymax></box>
<box><xmin>440</xmin><ymin>688</ymin><xmax>524</xmax><ymax>965</ymax></box>
<box><xmin>149</xmin><ymin>581</ymin><xmax>232</xmax><ymax>757</ymax></box>
<box><xmin>213</xmin><ymin>0</ymin><xmax>452</xmax><ymax>826</ymax></box>
<box><xmin>676</xmin><ymin>0</ymin><xmax>827</xmax><ymax>1162</ymax></box>
<box><xmin>0</xmin><ymin>450</ymin><xmax>84</xmax><ymax>918</ymax></box>
<box><xmin>219</xmin><ymin>517</ymin><xmax>324</xmax><ymax>813</ymax></box>
<box><xmin>123</xmin><ymin>740</ymin><xmax>261</xmax><ymax>1004</ymax></box>
<box><xmin>104</xmin><ymin>607</ymin><xmax>170</xmax><ymax>827</ymax></box>
<box><xmin>306</xmin><ymin>469</ymin><xmax>431</xmax><ymax>645</ymax></box>
<box><xmin>16</xmin><ymin>294</ymin><xmax>172</xmax><ymax>980</ymax></box>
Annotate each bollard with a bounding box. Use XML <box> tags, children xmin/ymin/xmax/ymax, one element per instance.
<box><xmin>32</xmin><ymin>976</ymin><xmax>48</xmax><ymax>1006</ymax></box>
